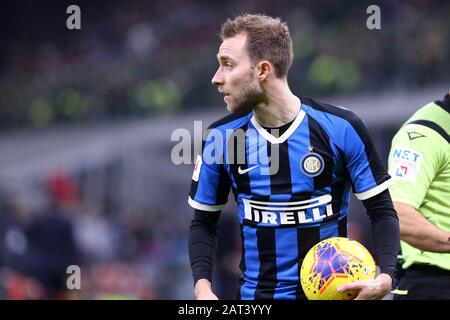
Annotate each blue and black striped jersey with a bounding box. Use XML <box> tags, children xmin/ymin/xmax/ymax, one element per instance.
<box><xmin>188</xmin><ymin>96</ymin><xmax>392</xmax><ymax>300</ymax></box>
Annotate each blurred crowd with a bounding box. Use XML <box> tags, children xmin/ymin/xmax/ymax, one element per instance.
<box><xmin>1</xmin><ymin>0</ymin><xmax>449</xmax><ymax>130</ymax></box>
<box><xmin>0</xmin><ymin>171</ymin><xmax>195</xmax><ymax>299</ymax></box>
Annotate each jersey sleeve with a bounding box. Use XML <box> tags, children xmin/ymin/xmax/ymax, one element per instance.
<box><xmin>341</xmin><ymin>114</ymin><xmax>392</xmax><ymax>200</ymax></box>
<box><xmin>388</xmin><ymin>124</ymin><xmax>442</xmax><ymax>209</ymax></box>
<box><xmin>188</xmin><ymin>128</ymin><xmax>231</xmax><ymax>212</ymax></box>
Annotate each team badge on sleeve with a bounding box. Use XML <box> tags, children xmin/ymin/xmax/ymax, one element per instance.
<box><xmin>300</xmin><ymin>146</ymin><xmax>324</xmax><ymax>177</ymax></box>
<box><xmin>192</xmin><ymin>155</ymin><xmax>202</xmax><ymax>181</ymax></box>
<box><xmin>389</xmin><ymin>147</ymin><xmax>423</xmax><ymax>182</ymax></box>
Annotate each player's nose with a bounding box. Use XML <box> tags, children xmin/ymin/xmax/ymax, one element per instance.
<box><xmin>211</xmin><ymin>68</ymin><xmax>224</xmax><ymax>86</ymax></box>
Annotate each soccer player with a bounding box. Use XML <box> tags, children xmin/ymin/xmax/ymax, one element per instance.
<box><xmin>188</xmin><ymin>14</ymin><xmax>399</xmax><ymax>300</ymax></box>
<box><xmin>388</xmin><ymin>91</ymin><xmax>450</xmax><ymax>300</ymax></box>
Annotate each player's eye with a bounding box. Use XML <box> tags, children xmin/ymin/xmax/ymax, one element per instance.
<box><xmin>224</xmin><ymin>61</ymin><xmax>233</xmax><ymax>68</ymax></box>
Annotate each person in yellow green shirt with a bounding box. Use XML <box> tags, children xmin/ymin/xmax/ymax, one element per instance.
<box><xmin>388</xmin><ymin>91</ymin><xmax>450</xmax><ymax>299</ymax></box>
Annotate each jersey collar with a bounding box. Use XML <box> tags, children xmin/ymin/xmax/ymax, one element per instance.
<box><xmin>250</xmin><ymin>105</ymin><xmax>306</xmax><ymax>144</ymax></box>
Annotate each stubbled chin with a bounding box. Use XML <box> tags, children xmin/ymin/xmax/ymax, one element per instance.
<box><xmin>225</xmin><ymin>100</ymin><xmax>233</xmax><ymax>112</ymax></box>
<box><xmin>226</xmin><ymin>103</ymin><xmax>238</xmax><ymax>113</ymax></box>
<box><xmin>228</xmin><ymin>106</ymin><xmax>250</xmax><ymax>113</ymax></box>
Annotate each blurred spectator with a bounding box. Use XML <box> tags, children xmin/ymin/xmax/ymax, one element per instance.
<box><xmin>17</xmin><ymin>172</ymin><xmax>81</xmax><ymax>299</ymax></box>
<box><xmin>73</xmin><ymin>202</ymin><xmax>116</xmax><ymax>262</ymax></box>
<box><xmin>1</xmin><ymin>270</ymin><xmax>46</xmax><ymax>300</ymax></box>
<box><xmin>0</xmin><ymin>194</ymin><xmax>32</xmax><ymax>274</ymax></box>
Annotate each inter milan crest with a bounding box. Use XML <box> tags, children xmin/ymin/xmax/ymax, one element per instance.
<box><xmin>301</xmin><ymin>146</ymin><xmax>324</xmax><ymax>177</ymax></box>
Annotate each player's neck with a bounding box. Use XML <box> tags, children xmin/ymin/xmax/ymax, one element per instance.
<box><xmin>252</xmin><ymin>82</ymin><xmax>301</xmax><ymax>128</ymax></box>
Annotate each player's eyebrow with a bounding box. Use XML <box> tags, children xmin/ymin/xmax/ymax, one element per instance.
<box><xmin>216</xmin><ymin>54</ymin><xmax>235</xmax><ymax>63</ymax></box>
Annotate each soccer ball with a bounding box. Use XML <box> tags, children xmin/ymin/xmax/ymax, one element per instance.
<box><xmin>300</xmin><ymin>237</ymin><xmax>376</xmax><ymax>300</ymax></box>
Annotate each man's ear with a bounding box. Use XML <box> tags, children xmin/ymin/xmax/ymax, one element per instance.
<box><xmin>257</xmin><ymin>60</ymin><xmax>272</xmax><ymax>81</ymax></box>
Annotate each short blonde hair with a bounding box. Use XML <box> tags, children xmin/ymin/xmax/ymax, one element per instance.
<box><xmin>220</xmin><ymin>13</ymin><xmax>294</xmax><ymax>78</ymax></box>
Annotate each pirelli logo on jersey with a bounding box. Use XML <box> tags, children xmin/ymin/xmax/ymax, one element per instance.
<box><xmin>242</xmin><ymin>194</ymin><xmax>335</xmax><ymax>227</ymax></box>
